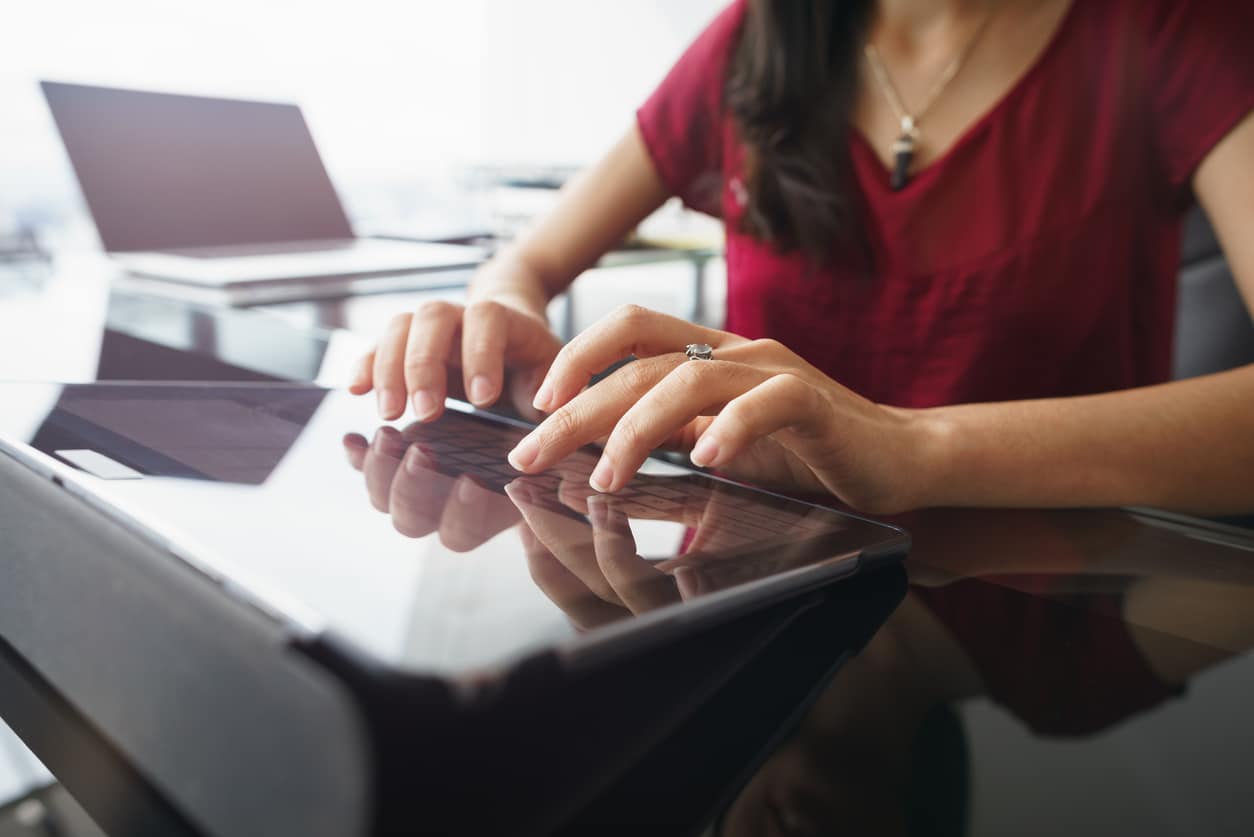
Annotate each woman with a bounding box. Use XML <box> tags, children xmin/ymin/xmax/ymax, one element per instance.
<box><xmin>351</xmin><ymin>0</ymin><xmax>1254</xmax><ymax>515</ymax></box>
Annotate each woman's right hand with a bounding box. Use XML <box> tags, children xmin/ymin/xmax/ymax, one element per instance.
<box><xmin>348</xmin><ymin>123</ymin><xmax>673</xmax><ymax>421</ymax></box>
<box><xmin>348</xmin><ymin>288</ymin><xmax>562</xmax><ymax>422</ymax></box>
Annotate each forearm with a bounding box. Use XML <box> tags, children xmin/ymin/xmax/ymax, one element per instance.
<box><xmin>470</xmin><ymin>122</ymin><xmax>671</xmax><ymax>317</ymax></box>
<box><xmin>912</xmin><ymin>364</ymin><xmax>1254</xmax><ymax>514</ymax></box>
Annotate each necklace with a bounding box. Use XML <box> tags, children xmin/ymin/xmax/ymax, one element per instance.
<box><xmin>864</xmin><ymin>12</ymin><xmax>994</xmax><ymax>190</ymax></box>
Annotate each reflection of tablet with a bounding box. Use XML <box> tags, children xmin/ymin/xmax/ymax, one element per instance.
<box><xmin>0</xmin><ymin>381</ymin><xmax>909</xmax><ymax>684</ymax></box>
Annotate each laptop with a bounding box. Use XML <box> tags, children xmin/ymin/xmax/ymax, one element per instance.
<box><xmin>40</xmin><ymin>81</ymin><xmax>484</xmax><ymax>295</ymax></box>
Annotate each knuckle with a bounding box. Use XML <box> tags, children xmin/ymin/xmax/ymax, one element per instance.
<box><xmin>617</xmin><ymin>357</ymin><xmax>666</xmax><ymax>393</ymax></box>
<box><xmin>386</xmin><ymin>312</ymin><xmax>414</xmax><ymax>336</ymax></box>
<box><xmin>416</xmin><ymin>299</ymin><xmax>461</xmax><ymax>322</ymax></box>
<box><xmin>544</xmin><ymin>405</ymin><xmax>584</xmax><ymax>444</ymax></box>
<box><xmin>465</xmin><ymin>299</ymin><xmax>505</xmax><ymax>322</ymax></box>
<box><xmin>614</xmin><ymin>303</ymin><xmax>651</xmax><ymax>327</ymax></box>
<box><xmin>616</xmin><ymin>359</ymin><xmax>652</xmax><ymax>391</ymax></box>
<box><xmin>751</xmin><ymin>337</ymin><xmax>787</xmax><ymax>359</ymax></box>
<box><xmin>720</xmin><ymin>394</ymin><xmax>761</xmax><ymax>434</ymax></box>
<box><xmin>610</xmin><ymin>415</ymin><xmax>647</xmax><ymax>453</ymax></box>
<box><xmin>771</xmin><ymin>372</ymin><xmax>808</xmax><ymax>398</ymax></box>
<box><xmin>402</xmin><ymin>351</ymin><xmax>444</xmax><ymax>374</ymax></box>
<box><xmin>670</xmin><ymin>359</ymin><xmax>709</xmax><ymax>389</ymax></box>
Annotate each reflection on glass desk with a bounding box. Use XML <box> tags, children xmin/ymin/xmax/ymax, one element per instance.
<box><xmin>711</xmin><ymin>508</ymin><xmax>1254</xmax><ymax>837</ymax></box>
<box><xmin>0</xmin><ymin>266</ymin><xmax>365</xmax><ymax>386</ymax></box>
<box><xmin>3</xmin><ymin>258</ymin><xmax>1253</xmax><ymax>836</ymax></box>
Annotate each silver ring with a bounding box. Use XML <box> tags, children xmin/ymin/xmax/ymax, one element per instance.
<box><xmin>685</xmin><ymin>343</ymin><xmax>714</xmax><ymax>361</ymax></box>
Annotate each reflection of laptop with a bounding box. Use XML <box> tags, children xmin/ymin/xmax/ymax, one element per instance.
<box><xmin>41</xmin><ymin>81</ymin><xmax>483</xmax><ymax>293</ymax></box>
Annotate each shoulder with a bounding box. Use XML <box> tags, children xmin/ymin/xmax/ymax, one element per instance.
<box><xmin>670</xmin><ymin>0</ymin><xmax>749</xmax><ymax>94</ymax></box>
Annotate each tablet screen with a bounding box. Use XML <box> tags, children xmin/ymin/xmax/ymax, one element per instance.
<box><xmin>1</xmin><ymin>382</ymin><xmax>905</xmax><ymax>678</ymax></box>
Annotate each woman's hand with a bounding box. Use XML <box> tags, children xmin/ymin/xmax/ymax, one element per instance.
<box><xmin>505</xmin><ymin>305</ymin><xmax>933</xmax><ymax>514</ymax></box>
<box><xmin>348</xmin><ymin>272</ymin><xmax>562</xmax><ymax>422</ymax></box>
<box><xmin>347</xmin><ymin>125</ymin><xmax>673</xmax><ymax>424</ymax></box>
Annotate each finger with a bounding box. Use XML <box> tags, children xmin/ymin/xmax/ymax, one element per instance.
<box><xmin>684</xmin><ymin>485</ymin><xmax>748</xmax><ymax>555</ymax></box>
<box><xmin>373</xmin><ymin>313</ymin><xmax>415</xmax><ymax>419</ymax></box>
<box><xmin>519</xmin><ymin>524</ymin><xmax>630</xmax><ymax>631</ymax></box>
<box><xmin>590</xmin><ymin>360</ymin><xmax>769</xmax><ymax>493</ymax></box>
<box><xmin>362</xmin><ymin>426</ymin><xmax>408</xmax><ymax>513</ymax></box>
<box><xmin>343</xmin><ymin>433</ymin><xmax>368</xmax><ymax>471</ymax></box>
<box><xmin>403</xmin><ymin>300</ymin><xmax>463</xmax><ymax>421</ymax></box>
<box><xmin>507</xmin><ymin>355</ymin><xmax>679</xmax><ymax>474</ymax></box>
<box><xmin>459</xmin><ymin>300</ymin><xmax>511</xmax><ymax>407</ymax></box>
<box><xmin>688</xmin><ymin>372</ymin><xmax>831</xmax><ymax>471</ymax></box>
<box><xmin>438</xmin><ymin>477</ymin><xmax>521</xmax><ymax>552</ymax></box>
<box><xmin>588</xmin><ymin>495</ymin><xmax>681</xmax><ymax>614</ymax></box>
<box><xmin>348</xmin><ymin>350</ymin><xmax>375</xmax><ymax>395</ymax></box>
<box><xmin>555</xmin><ymin>474</ymin><xmax>599</xmax><ymax>515</ymax></box>
<box><xmin>534</xmin><ymin>304</ymin><xmax>740</xmax><ymax>412</ymax></box>
<box><xmin>461</xmin><ymin>301</ymin><xmax>560</xmax><ymax>409</ymax></box>
<box><xmin>504</xmin><ymin>480</ymin><xmax>624</xmax><ymax>607</ymax></box>
<box><xmin>387</xmin><ymin>445</ymin><xmax>455</xmax><ymax>538</ymax></box>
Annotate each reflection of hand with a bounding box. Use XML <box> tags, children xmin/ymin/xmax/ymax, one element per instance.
<box><xmin>505</xmin><ymin>480</ymin><xmax>687</xmax><ymax>630</ymax></box>
<box><xmin>343</xmin><ymin>427</ymin><xmax>520</xmax><ymax>550</ymax></box>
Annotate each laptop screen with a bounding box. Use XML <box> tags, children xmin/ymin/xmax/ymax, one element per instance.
<box><xmin>42</xmin><ymin>81</ymin><xmax>354</xmax><ymax>252</ymax></box>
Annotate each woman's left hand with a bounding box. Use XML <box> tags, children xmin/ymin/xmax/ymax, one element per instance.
<box><xmin>506</xmin><ymin>305</ymin><xmax>932</xmax><ymax>514</ymax></box>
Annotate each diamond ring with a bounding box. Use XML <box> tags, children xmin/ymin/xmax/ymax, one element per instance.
<box><xmin>685</xmin><ymin>343</ymin><xmax>714</xmax><ymax>361</ymax></box>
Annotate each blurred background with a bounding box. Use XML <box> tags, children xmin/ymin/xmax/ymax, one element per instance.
<box><xmin>1</xmin><ymin>0</ymin><xmax>724</xmax><ymax>251</ymax></box>
<box><xmin>0</xmin><ymin>3</ymin><xmax>726</xmax><ymax>831</ymax></box>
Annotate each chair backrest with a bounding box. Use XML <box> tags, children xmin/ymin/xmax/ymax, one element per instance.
<box><xmin>1173</xmin><ymin>207</ymin><xmax>1254</xmax><ymax>379</ymax></box>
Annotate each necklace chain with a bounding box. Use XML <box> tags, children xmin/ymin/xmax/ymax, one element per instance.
<box><xmin>864</xmin><ymin>11</ymin><xmax>994</xmax><ymax>138</ymax></box>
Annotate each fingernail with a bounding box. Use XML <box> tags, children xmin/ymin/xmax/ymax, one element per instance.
<box><xmin>508</xmin><ymin>434</ymin><xmax>540</xmax><ymax>471</ymax></box>
<box><xmin>587</xmin><ymin>494</ymin><xmax>607</xmax><ymax>525</ymax></box>
<box><xmin>412</xmin><ymin>389</ymin><xmax>438</xmax><ymax>419</ymax></box>
<box><xmin>690</xmin><ymin>435</ymin><xmax>720</xmax><ymax>468</ymax></box>
<box><xmin>532</xmin><ymin>380</ymin><xmax>554</xmax><ymax>412</ymax></box>
<box><xmin>458</xmin><ymin>478</ymin><xmax>479</xmax><ymax>505</ymax></box>
<box><xmin>403</xmin><ymin>446</ymin><xmax>427</xmax><ymax>476</ymax></box>
<box><xmin>377</xmin><ymin>389</ymin><xmax>402</xmax><ymax>418</ymax></box>
<box><xmin>469</xmin><ymin>375</ymin><xmax>493</xmax><ymax>405</ymax></box>
<box><xmin>589</xmin><ymin>458</ymin><xmax>614</xmax><ymax>493</ymax></box>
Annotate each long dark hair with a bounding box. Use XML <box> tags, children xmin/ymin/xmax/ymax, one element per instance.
<box><xmin>725</xmin><ymin>0</ymin><xmax>873</xmax><ymax>263</ymax></box>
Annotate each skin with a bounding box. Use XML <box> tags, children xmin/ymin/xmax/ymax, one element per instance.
<box><xmin>350</xmin><ymin>0</ymin><xmax>1254</xmax><ymax>517</ymax></box>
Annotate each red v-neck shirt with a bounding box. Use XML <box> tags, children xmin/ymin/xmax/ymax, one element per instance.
<box><xmin>637</xmin><ymin>0</ymin><xmax>1254</xmax><ymax>408</ymax></box>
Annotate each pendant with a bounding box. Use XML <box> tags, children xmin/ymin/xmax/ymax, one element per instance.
<box><xmin>890</xmin><ymin>115</ymin><xmax>919</xmax><ymax>191</ymax></box>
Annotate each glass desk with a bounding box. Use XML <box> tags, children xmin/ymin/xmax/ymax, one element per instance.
<box><xmin>1</xmin><ymin>266</ymin><xmax>1252</xmax><ymax>836</ymax></box>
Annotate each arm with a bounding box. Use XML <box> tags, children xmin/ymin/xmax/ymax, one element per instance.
<box><xmin>474</xmin><ymin>123</ymin><xmax>672</xmax><ymax>314</ymax></box>
<box><xmin>507</xmin><ymin>114</ymin><xmax>1254</xmax><ymax>517</ymax></box>
<box><xmin>912</xmin><ymin>112</ymin><xmax>1254</xmax><ymax>515</ymax></box>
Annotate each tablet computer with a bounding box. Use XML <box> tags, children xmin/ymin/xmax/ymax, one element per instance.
<box><xmin>0</xmin><ymin>381</ymin><xmax>909</xmax><ymax>689</ymax></box>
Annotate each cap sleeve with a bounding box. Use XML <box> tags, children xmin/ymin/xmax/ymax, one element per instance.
<box><xmin>636</xmin><ymin>1</ymin><xmax>746</xmax><ymax>217</ymax></box>
<box><xmin>1143</xmin><ymin>0</ymin><xmax>1254</xmax><ymax>196</ymax></box>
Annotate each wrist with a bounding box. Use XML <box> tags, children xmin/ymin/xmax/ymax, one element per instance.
<box><xmin>890</xmin><ymin>405</ymin><xmax>959</xmax><ymax>512</ymax></box>
<box><xmin>468</xmin><ymin>249</ymin><xmax>551</xmax><ymax>320</ymax></box>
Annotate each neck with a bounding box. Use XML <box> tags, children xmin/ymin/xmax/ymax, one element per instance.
<box><xmin>872</xmin><ymin>0</ymin><xmax>997</xmax><ymax>45</ymax></box>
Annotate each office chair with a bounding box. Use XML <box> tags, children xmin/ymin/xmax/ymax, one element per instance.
<box><xmin>1173</xmin><ymin>206</ymin><xmax>1254</xmax><ymax>379</ymax></box>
